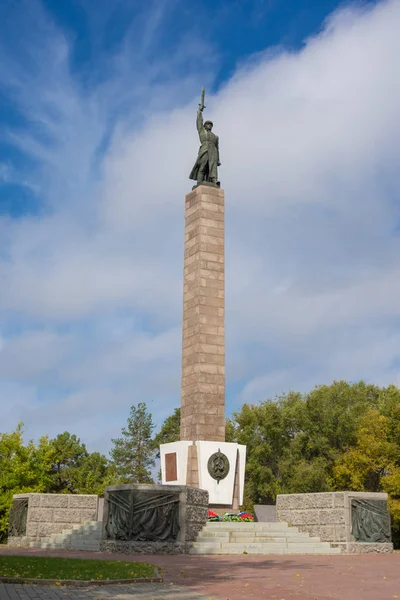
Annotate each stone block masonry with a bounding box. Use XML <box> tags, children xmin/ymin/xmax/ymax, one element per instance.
<box><xmin>8</xmin><ymin>493</ymin><xmax>99</xmax><ymax>547</ymax></box>
<box><xmin>160</xmin><ymin>185</ymin><xmax>246</xmax><ymax>507</ymax></box>
<box><xmin>181</xmin><ymin>185</ymin><xmax>226</xmax><ymax>444</ymax></box>
<box><xmin>100</xmin><ymin>484</ymin><xmax>209</xmax><ymax>555</ymax></box>
<box><xmin>276</xmin><ymin>491</ymin><xmax>393</xmax><ymax>553</ymax></box>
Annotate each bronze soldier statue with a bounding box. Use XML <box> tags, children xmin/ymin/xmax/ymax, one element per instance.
<box><xmin>189</xmin><ymin>88</ymin><xmax>221</xmax><ymax>188</ymax></box>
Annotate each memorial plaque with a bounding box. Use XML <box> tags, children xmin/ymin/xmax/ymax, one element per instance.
<box><xmin>165</xmin><ymin>452</ymin><xmax>178</xmax><ymax>482</ymax></box>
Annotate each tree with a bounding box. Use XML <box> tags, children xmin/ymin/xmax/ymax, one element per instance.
<box><xmin>110</xmin><ymin>402</ymin><xmax>155</xmax><ymax>483</ymax></box>
<box><xmin>333</xmin><ymin>410</ymin><xmax>400</xmax><ymax>492</ymax></box>
<box><xmin>292</xmin><ymin>381</ymin><xmax>379</xmax><ymax>460</ymax></box>
<box><xmin>332</xmin><ymin>408</ymin><xmax>400</xmax><ymax>547</ymax></box>
<box><xmin>0</xmin><ymin>424</ymin><xmax>54</xmax><ymax>542</ymax></box>
<box><xmin>229</xmin><ymin>381</ymin><xmax>382</xmax><ymax>509</ymax></box>
<box><xmin>68</xmin><ymin>453</ymin><xmax>119</xmax><ymax>496</ymax></box>
<box><xmin>275</xmin><ymin>382</ymin><xmax>380</xmax><ymax>496</ymax></box>
<box><xmin>0</xmin><ymin>421</ymin><xmax>137</xmax><ymax>541</ymax></box>
<box><xmin>48</xmin><ymin>432</ymin><xmax>89</xmax><ymax>493</ymax></box>
<box><xmin>151</xmin><ymin>408</ymin><xmax>181</xmax><ymax>458</ymax></box>
<box><xmin>228</xmin><ymin>400</ymin><xmax>293</xmax><ymax>507</ymax></box>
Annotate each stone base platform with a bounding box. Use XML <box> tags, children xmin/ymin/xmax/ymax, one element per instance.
<box><xmin>100</xmin><ymin>541</ymin><xmax>192</xmax><ymax>555</ymax></box>
<box><xmin>8</xmin><ymin>493</ymin><xmax>99</xmax><ymax>549</ymax></box>
<box><xmin>102</xmin><ymin>484</ymin><xmax>209</xmax><ymax>555</ymax></box>
<box><xmin>332</xmin><ymin>542</ymin><xmax>393</xmax><ymax>553</ymax></box>
<box><xmin>276</xmin><ymin>491</ymin><xmax>393</xmax><ymax>553</ymax></box>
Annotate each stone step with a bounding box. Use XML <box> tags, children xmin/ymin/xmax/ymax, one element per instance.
<box><xmin>71</xmin><ymin>521</ymin><xmax>98</xmax><ymax>527</ymax></box>
<box><xmin>30</xmin><ymin>520</ymin><xmax>103</xmax><ymax>551</ymax></box>
<box><xmin>229</xmin><ymin>529</ymin><xmax>306</xmax><ymax>536</ymax></box>
<box><xmin>190</xmin><ymin>541</ymin><xmax>342</xmax><ymax>555</ymax></box>
<box><xmin>63</xmin><ymin>531</ymin><xmax>101</xmax><ymax>539</ymax></box>
<box><xmin>53</xmin><ymin>536</ymin><xmax>102</xmax><ymax>545</ymax></box>
<box><xmin>224</xmin><ymin>532</ymin><xmax>310</xmax><ymax>538</ymax></box>
<box><xmin>68</xmin><ymin>537</ymin><xmax>102</xmax><ymax>543</ymax></box>
<box><xmin>205</xmin><ymin>523</ymin><xmax>290</xmax><ymax>529</ymax></box>
<box><xmin>193</xmin><ymin>520</ymin><xmax>342</xmax><ymax>555</ymax></box>
<box><xmin>189</xmin><ymin>545</ymin><xmax>341</xmax><ymax>555</ymax></box>
<box><xmin>203</xmin><ymin>529</ymin><xmax>296</xmax><ymax>535</ymax></box>
<box><xmin>229</xmin><ymin>536</ymin><xmax>323</xmax><ymax>543</ymax></box>
<box><xmin>199</xmin><ymin>529</ymin><xmax>310</xmax><ymax>540</ymax></box>
<box><xmin>196</xmin><ymin>534</ymin><xmax>319</xmax><ymax>544</ymax></box>
<box><xmin>193</xmin><ymin>540</ymin><xmax>333</xmax><ymax>548</ymax></box>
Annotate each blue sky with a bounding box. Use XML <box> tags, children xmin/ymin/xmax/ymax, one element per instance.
<box><xmin>1</xmin><ymin>0</ymin><xmax>399</xmax><ymax>454</ymax></box>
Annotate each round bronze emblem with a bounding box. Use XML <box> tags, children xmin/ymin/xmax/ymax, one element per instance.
<box><xmin>207</xmin><ymin>449</ymin><xmax>230</xmax><ymax>484</ymax></box>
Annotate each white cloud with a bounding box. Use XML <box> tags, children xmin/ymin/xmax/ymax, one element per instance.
<box><xmin>1</xmin><ymin>0</ymin><xmax>400</xmax><ymax>452</ymax></box>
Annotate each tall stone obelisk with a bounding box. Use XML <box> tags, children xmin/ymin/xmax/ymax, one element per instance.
<box><xmin>160</xmin><ymin>89</ymin><xmax>245</xmax><ymax>509</ymax></box>
<box><xmin>181</xmin><ymin>184</ymin><xmax>226</xmax><ymax>486</ymax></box>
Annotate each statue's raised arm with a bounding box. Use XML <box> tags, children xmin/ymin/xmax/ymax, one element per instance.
<box><xmin>189</xmin><ymin>87</ymin><xmax>221</xmax><ymax>188</ymax></box>
<box><xmin>196</xmin><ymin>87</ymin><xmax>205</xmax><ymax>134</ymax></box>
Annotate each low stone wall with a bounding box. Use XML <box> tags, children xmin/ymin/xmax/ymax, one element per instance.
<box><xmin>100</xmin><ymin>484</ymin><xmax>208</xmax><ymax>555</ymax></box>
<box><xmin>276</xmin><ymin>491</ymin><xmax>393</xmax><ymax>553</ymax></box>
<box><xmin>8</xmin><ymin>493</ymin><xmax>99</xmax><ymax>547</ymax></box>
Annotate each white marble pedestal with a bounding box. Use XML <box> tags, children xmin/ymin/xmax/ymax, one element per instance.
<box><xmin>160</xmin><ymin>441</ymin><xmax>246</xmax><ymax>508</ymax></box>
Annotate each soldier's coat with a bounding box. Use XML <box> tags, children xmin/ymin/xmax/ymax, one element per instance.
<box><xmin>189</xmin><ymin>109</ymin><xmax>220</xmax><ymax>182</ymax></box>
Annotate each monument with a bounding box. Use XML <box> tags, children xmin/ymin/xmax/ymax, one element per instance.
<box><xmin>6</xmin><ymin>92</ymin><xmax>393</xmax><ymax>556</ymax></box>
<box><xmin>160</xmin><ymin>89</ymin><xmax>246</xmax><ymax>509</ymax></box>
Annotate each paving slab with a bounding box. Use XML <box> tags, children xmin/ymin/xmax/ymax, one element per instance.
<box><xmin>0</xmin><ymin>583</ymin><xmax>209</xmax><ymax>600</ymax></box>
<box><xmin>0</xmin><ymin>546</ymin><xmax>400</xmax><ymax>599</ymax></box>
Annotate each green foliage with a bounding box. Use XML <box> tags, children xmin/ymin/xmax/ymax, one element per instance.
<box><xmin>333</xmin><ymin>411</ymin><xmax>400</xmax><ymax>491</ymax></box>
<box><xmin>0</xmin><ymin>425</ymin><xmax>114</xmax><ymax>541</ymax></box>
<box><xmin>230</xmin><ymin>380</ymin><xmax>400</xmax><ymax>546</ymax></box>
<box><xmin>44</xmin><ymin>432</ymin><xmax>118</xmax><ymax>495</ymax></box>
<box><xmin>225</xmin><ymin>418</ymin><xmax>237</xmax><ymax>442</ymax></box>
<box><xmin>110</xmin><ymin>402</ymin><xmax>155</xmax><ymax>483</ymax></box>
<box><xmin>0</xmin><ymin>425</ymin><xmax>54</xmax><ymax>542</ymax></box>
<box><xmin>231</xmin><ymin>381</ymin><xmax>384</xmax><ymax>509</ymax></box>
<box><xmin>231</xmin><ymin>400</ymin><xmax>291</xmax><ymax>507</ymax></box>
<box><xmin>332</xmin><ymin>408</ymin><xmax>400</xmax><ymax>546</ymax></box>
<box><xmin>278</xmin><ymin>457</ymin><xmax>332</xmax><ymax>495</ymax></box>
<box><xmin>68</xmin><ymin>452</ymin><xmax>119</xmax><ymax>495</ymax></box>
<box><xmin>151</xmin><ymin>408</ymin><xmax>181</xmax><ymax>458</ymax></box>
<box><xmin>48</xmin><ymin>432</ymin><xmax>88</xmax><ymax>493</ymax></box>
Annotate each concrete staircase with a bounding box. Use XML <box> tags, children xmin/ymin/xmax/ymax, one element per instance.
<box><xmin>29</xmin><ymin>521</ymin><xmax>102</xmax><ymax>551</ymax></box>
<box><xmin>190</xmin><ymin>521</ymin><xmax>342</xmax><ymax>555</ymax></box>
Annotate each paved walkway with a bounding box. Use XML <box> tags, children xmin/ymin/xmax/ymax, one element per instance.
<box><xmin>0</xmin><ymin>582</ymin><xmax>209</xmax><ymax>600</ymax></box>
<box><xmin>1</xmin><ymin>546</ymin><xmax>400</xmax><ymax>599</ymax></box>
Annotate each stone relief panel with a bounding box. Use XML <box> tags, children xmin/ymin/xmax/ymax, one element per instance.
<box><xmin>105</xmin><ymin>488</ymin><xmax>180</xmax><ymax>542</ymax></box>
<box><xmin>8</xmin><ymin>498</ymin><xmax>28</xmax><ymax>537</ymax></box>
<box><xmin>351</xmin><ymin>499</ymin><xmax>391</xmax><ymax>543</ymax></box>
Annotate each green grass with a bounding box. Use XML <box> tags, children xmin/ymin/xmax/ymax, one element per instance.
<box><xmin>0</xmin><ymin>556</ymin><xmax>156</xmax><ymax>580</ymax></box>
